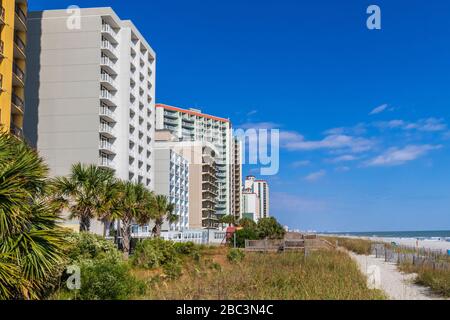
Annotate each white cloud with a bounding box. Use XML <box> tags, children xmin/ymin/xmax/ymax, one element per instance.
<box><xmin>365</xmin><ymin>144</ymin><xmax>442</xmax><ymax>167</ymax></box>
<box><xmin>283</xmin><ymin>134</ymin><xmax>375</xmax><ymax>153</ymax></box>
<box><xmin>238</xmin><ymin>122</ymin><xmax>281</xmax><ymax>130</ymax></box>
<box><xmin>291</xmin><ymin>160</ymin><xmax>311</xmax><ymax>168</ymax></box>
<box><xmin>369</xmin><ymin>104</ymin><xmax>389</xmax><ymax>115</ymax></box>
<box><xmin>246</xmin><ymin>110</ymin><xmax>258</xmax><ymax>116</ymax></box>
<box><xmin>324</xmin><ymin>123</ymin><xmax>367</xmax><ymax>136</ymax></box>
<box><xmin>305</xmin><ymin>170</ymin><xmax>326</xmax><ymax>182</ymax></box>
<box><xmin>374</xmin><ymin>118</ymin><xmax>447</xmax><ymax>132</ymax></box>
<box><xmin>330</xmin><ymin>155</ymin><xmax>358</xmax><ymax>163</ymax></box>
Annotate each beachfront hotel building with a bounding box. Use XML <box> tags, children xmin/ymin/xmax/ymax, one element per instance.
<box><xmin>24</xmin><ymin>8</ymin><xmax>156</xmax><ymax>191</ymax></box>
<box><xmin>153</xmin><ymin>148</ymin><xmax>190</xmax><ymax>231</ymax></box>
<box><xmin>231</xmin><ymin>136</ymin><xmax>243</xmax><ymax>219</ymax></box>
<box><xmin>244</xmin><ymin>176</ymin><xmax>270</xmax><ymax>219</ymax></box>
<box><xmin>242</xmin><ymin>189</ymin><xmax>260</xmax><ymax>222</ymax></box>
<box><xmin>155</xmin><ymin>103</ymin><xmax>233</xmax><ymax>218</ymax></box>
<box><xmin>0</xmin><ymin>0</ymin><xmax>27</xmax><ymax>138</ymax></box>
<box><xmin>155</xmin><ymin>129</ymin><xmax>219</xmax><ymax>229</ymax></box>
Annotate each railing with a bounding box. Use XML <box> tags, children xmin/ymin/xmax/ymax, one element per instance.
<box><xmin>99</xmin><ymin>157</ymin><xmax>114</xmax><ymax>168</ymax></box>
<box><xmin>99</xmin><ymin>141</ymin><xmax>115</xmax><ymax>152</ymax></box>
<box><xmin>99</xmin><ymin>123</ymin><xmax>114</xmax><ymax>135</ymax></box>
<box><xmin>99</xmin><ymin>105</ymin><xmax>114</xmax><ymax>118</ymax></box>
<box><xmin>0</xmin><ymin>7</ymin><xmax>5</xmax><ymax>23</ymax></box>
<box><xmin>101</xmin><ymin>23</ymin><xmax>116</xmax><ymax>36</ymax></box>
<box><xmin>14</xmin><ymin>35</ymin><xmax>26</xmax><ymax>53</ymax></box>
<box><xmin>101</xmin><ymin>56</ymin><xmax>115</xmax><ymax>69</ymax></box>
<box><xmin>100</xmin><ymin>89</ymin><xmax>114</xmax><ymax>102</ymax></box>
<box><xmin>12</xmin><ymin>93</ymin><xmax>25</xmax><ymax>111</ymax></box>
<box><xmin>13</xmin><ymin>63</ymin><xmax>25</xmax><ymax>82</ymax></box>
<box><xmin>0</xmin><ymin>40</ymin><xmax>4</xmax><ymax>56</ymax></box>
<box><xmin>15</xmin><ymin>5</ymin><xmax>27</xmax><ymax>25</ymax></box>
<box><xmin>100</xmin><ymin>72</ymin><xmax>116</xmax><ymax>87</ymax></box>
<box><xmin>101</xmin><ymin>40</ymin><xmax>116</xmax><ymax>55</ymax></box>
<box><xmin>10</xmin><ymin>123</ymin><xmax>23</xmax><ymax>138</ymax></box>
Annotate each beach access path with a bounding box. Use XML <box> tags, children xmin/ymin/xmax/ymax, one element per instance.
<box><xmin>350</xmin><ymin>252</ymin><xmax>445</xmax><ymax>300</ymax></box>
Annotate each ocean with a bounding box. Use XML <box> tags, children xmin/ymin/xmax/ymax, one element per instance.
<box><xmin>323</xmin><ymin>230</ymin><xmax>450</xmax><ymax>240</ymax></box>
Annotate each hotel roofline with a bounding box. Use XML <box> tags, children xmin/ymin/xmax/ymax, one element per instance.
<box><xmin>156</xmin><ymin>103</ymin><xmax>230</xmax><ymax>123</ymax></box>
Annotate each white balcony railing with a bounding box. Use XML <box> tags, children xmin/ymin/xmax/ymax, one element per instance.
<box><xmin>100</xmin><ymin>56</ymin><xmax>116</xmax><ymax>72</ymax></box>
<box><xmin>100</xmin><ymin>90</ymin><xmax>116</xmax><ymax>105</ymax></box>
<box><xmin>101</xmin><ymin>40</ymin><xmax>117</xmax><ymax>56</ymax></box>
<box><xmin>99</xmin><ymin>157</ymin><xmax>114</xmax><ymax>168</ymax></box>
<box><xmin>101</xmin><ymin>23</ymin><xmax>117</xmax><ymax>37</ymax></box>
<box><xmin>99</xmin><ymin>105</ymin><xmax>114</xmax><ymax>120</ymax></box>
<box><xmin>100</xmin><ymin>72</ymin><xmax>116</xmax><ymax>88</ymax></box>
<box><xmin>99</xmin><ymin>123</ymin><xmax>114</xmax><ymax>135</ymax></box>
<box><xmin>99</xmin><ymin>141</ymin><xmax>115</xmax><ymax>153</ymax></box>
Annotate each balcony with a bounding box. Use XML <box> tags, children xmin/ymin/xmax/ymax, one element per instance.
<box><xmin>100</xmin><ymin>72</ymin><xmax>116</xmax><ymax>91</ymax></box>
<box><xmin>99</xmin><ymin>140</ymin><xmax>116</xmax><ymax>155</ymax></box>
<box><xmin>164</xmin><ymin>118</ymin><xmax>179</xmax><ymax>126</ymax></box>
<box><xmin>99</xmin><ymin>123</ymin><xmax>115</xmax><ymax>138</ymax></box>
<box><xmin>100</xmin><ymin>89</ymin><xmax>116</xmax><ymax>106</ymax></box>
<box><xmin>101</xmin><ymin>40</ymin><xmax>118</xmax><ymax>59</ymax></box>
<box><xmin>14</xmin><ymin>36</ymin><xmax>26</xmax><ymax>60</ymax></box>
<box><xmin>11</xmin><ymin>93</ymin><xmax>25</xmax><ymax>114</ymax></box>
<box><xmin>100</xmin><ymin>56</ymin><xmax>117</xmax><ymax>75</ymax></box>
<box><xmin>0</xmin><ymin>40</ymin><xmax>4</xmax><ymax>58</ymax></box>
<box><xmin>14</xmin><ymin>5</ymin><xmax>27</xmax><ymax>32</ymax></box>
<box><xmin>99</xmin><ymin>105</ymin><xmax>115</xmax><ymax>122</ymax></box>
<box><xmin>10</xmin><ymin>123</ymin><xmax>23</xmax><ymax>139</ymax></box>
<box><xmin>99</xmin><ymin>157</ymin><xmax>115</xmax><ymax>170</ymax></box>
<box><xmin>101</xmin><ymin>23</ymin><xmax>118</xmax><ymax>44</ymax></box>
<box><xmin>12</xmin><ymin>63</ymin><xmax>25</xmax><ymax>87</ymax></box>
<box><xmin>0</xmin><ymin>7</ymin><xmax>5</xmax><ymax>25</ymax></box>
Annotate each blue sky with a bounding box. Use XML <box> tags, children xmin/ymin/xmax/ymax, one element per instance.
<box><xmin>30</xmin><ymin>0</ymin><xmax>450</xmax><ymax>231</ymax></box>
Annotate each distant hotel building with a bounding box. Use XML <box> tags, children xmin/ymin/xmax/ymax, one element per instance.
<box><xmin>231</xmin><ymin>137</ymin><xmax>242</xmax><ymax>219</ymax></box>
<box><xmin>155</xmin><ymin>130</ymin><xmax>219</xmax><ymax>229</ymax></box>
<box><xmin>242</xmin><ymin>189</ymin><xmax>260</xmax><ymax>221</ymax></box>
<box><xmin>0</xmin><ymin>0</ymin><xmax>28</xmax><ymax>138</ymax></box>
<box><xmin>154</xmin><ymin>148</ymin><xmax>189</xmax><ymax>231</ymax></box>
<box><xmin>156</xmin><ymin>103</ymin><xmax>241</xmax><ymax>219</ymax></box>
<box><xmin>25</xmin><ymin>8</ymin><xmax>156</xmax><ymax>190</ymax></box>
<box><xmin>244</xmin><ymin>176</ymin><xmax>270</xmax><ymax>220</ymax></box>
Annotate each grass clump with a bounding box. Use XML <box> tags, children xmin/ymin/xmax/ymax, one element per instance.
<box><xmin>399</xmin><ymin>263</ymin><xmax>450</xmax><ymax>298</ymax></box>
<box><xmin>227</xmin><ymin>249</ymin><xmax>245</xmax><ymax>263</ymax></box>
<box><xmin>324</xmin><ymin>236</ymin><xmax>373</xmax><ymax>255</ymax></box>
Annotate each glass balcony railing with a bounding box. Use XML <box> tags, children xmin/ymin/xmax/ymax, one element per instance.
<box><xmin>12</xmin><ymin>93</ymin><xmax>25</xmax><ymax>112</ymax></box>
<box><xmin>13</xmin><ymin>63</ymin><xmax>25</xmax><ymax>83</ymax></box>
<box><xmin>14</xmin><ymin>35</ymin><xmax>26</xmax><ymax>54</ymax></box>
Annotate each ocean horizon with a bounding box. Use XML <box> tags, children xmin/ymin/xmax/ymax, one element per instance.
<box><xmin>322</xmin><ymin>230</ymin><xmax>450</xmax><ymax>239</ymax></box>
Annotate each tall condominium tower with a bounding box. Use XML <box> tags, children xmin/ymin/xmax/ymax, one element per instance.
<box><xmin>231</xmin><ymin>136</ymin><xmax>242</xmax><ymax>219</ymax></box>
<box><xmin>24</xmin><ymin>8</ymin><xmax>156</xmax><ymax>190</ymax></box>
<box><xmin>155</xmin><ymin>104</ymin><xmax>232</xmax><ymax>218</ymax></box>
<box><xmin>0</xmin><ymin>0</ymin><xmax>27</xmax><ymax>138</ymax></box>
<box><xmin>244</xmin><ymin>176</ymin><xmax>270</xmax><ymax>219</ymax></box>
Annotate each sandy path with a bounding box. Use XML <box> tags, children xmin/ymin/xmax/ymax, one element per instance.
<box><xmin>350</xmin><ymin>252</ymin><xmax>445</xmax><ymax>300</ymax></box>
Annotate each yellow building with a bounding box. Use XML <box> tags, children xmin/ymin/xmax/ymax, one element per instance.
<box><xmin>0</xmin><ymin>0</ymin><xmax>27</xmax><ymax>138</ymax></box>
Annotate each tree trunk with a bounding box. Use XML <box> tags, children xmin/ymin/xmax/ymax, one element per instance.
<box><xmin>121</xmin><ymin>217</ymin><xmax>132</xmax><ymax>259</ymax></box>
<box><xmin>152</xmin><ymin>220</ymin><xmax>162</xmax><ymax>238</ymax></box>
<box><xmin>79</xmin><ymin>214</ymin><xmax>91</xmax><ymax>232</ymax></box>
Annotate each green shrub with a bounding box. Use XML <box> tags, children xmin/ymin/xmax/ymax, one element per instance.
<box><xmin>256</xmin><ymin>217</ymin><xmax>286</xmax><ymax>240</ymax></box>
<box><xmin>173</xmin><ymin>241</ymin><xmax>196</xmax><ymax>255</ymax></box>
<box><xmin>234</xmin><ymin>228</ymin><xmax>259</xmax><ymax>248</ymax></box>
<box><xmin>227</xmin><ymin>249</ymin><xmax>245</xmax><ymax>263</ymax></box>
<box><xmin>65</xmin><ymin>232</ymin><xmax>121</xmax><ymax>262</ymax></box>
<box><xmin>74</xmin><ymin>256</ymin><xmax>145</xmax><ymax>300</ymax></box>
<box><xmin>163</xmin><ymin>260</ymin><xmax>183</xmax><ymax>280</ymax></box>
<box><xmin>131</xmin><ymin>238</ymin><xmax>178</xmax><ymax>269</ymax></box>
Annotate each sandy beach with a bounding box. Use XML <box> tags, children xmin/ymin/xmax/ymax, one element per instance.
<box><xmin>326</xmin><ymin>235</ymin><xmax>450</xmax><ymax>252</ymax></box>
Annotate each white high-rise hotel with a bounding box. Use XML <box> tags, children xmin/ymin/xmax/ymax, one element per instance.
<box><xmin>25</xmin><ymin>8</ymin><xmax>156</xmax><ymax>189</ymax></box>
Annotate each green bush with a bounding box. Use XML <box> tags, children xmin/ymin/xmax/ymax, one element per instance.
<box><xmin>163</xmin><ymin>260</ymin><xmax>183</xmax><ymax>280</ymax></box>
<box><xmin>173</xmin><ymin>241</ymin><xmax>196</xmax><ymax>255</ymax></box>
<box><xmin>256</xmin><ymin>217</ymin><xmax>286</xmax><ymax>240</ymax></box>
<box><xmin>234</xmin><ymin>228</ymin><xmax>259</xmax><ymax>248</ymax></box>
<box><xmin>66</xmin><ymin>232</ymin><xmax>121</xmax><ymax>262</ymax></box>
<box><xmin>227</xmin><ymin>249</ymin><xmax>245</xmax><ymax>263</ymax></box>
<box><xmin>75</xmin><ymin>256</ymin><xmax>145</xmax><ymax>300</ymax></box>
<box><xmin>131</xmin><ymin>238</ymin><xmax>178</xmax><ymax>269</ymax></box>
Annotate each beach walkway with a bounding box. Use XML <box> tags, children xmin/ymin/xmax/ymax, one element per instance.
<box><xmin>350</xmin><ymin>252</ymin><xmax>445</xmax><ymax>300</ymax></box>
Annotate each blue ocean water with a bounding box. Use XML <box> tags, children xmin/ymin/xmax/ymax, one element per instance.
<box><xmin>324</xmin><ymin>230</ymin><xmax>450</xmax><ymax>240</ymax></box>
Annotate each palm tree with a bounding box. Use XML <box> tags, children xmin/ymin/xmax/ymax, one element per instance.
<box><xmin>220</xmin><ymin>214</ymin><xmax>236</xmax><ymax>228</ymax></box>
<box><xmin>51</xmin><ymin>163</ymin><xmax>115</xmax><ymax>232</ymax></box>
<box><xmin>110</xmin><ymin>181</ymin><xmax>154</xmax><ymax>257</ymax></box>
<box><xmin>151</xmin><ymin>195</ymin><xmax>176</xmax><ymax>238</ymax></box>
<box><xmin>0</xmin><ymin>132</ymin><xmax>67</xmax><ymax>299</ymax></box>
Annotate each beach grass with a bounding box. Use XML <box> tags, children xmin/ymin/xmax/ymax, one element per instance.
<box><xmin>135</xmin><ymin>247</ymin><xmax>385</xmax><ymax>300</ymax></box>
<box><xmin>322</xmin><ymin>236</ymin><xmax>373</xmax><ymax>255</ymax></box>
<box><xmin>399</xmin><ymin>263</ymin><xmax>450</xmax><ymax>298</ymax></box>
